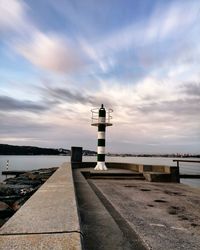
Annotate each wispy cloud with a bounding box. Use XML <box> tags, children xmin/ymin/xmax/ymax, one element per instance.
<box><xmin>0</xmin><ymin>95</ymin><xmax>48</xmax><ymax>112</ymax></box>
<box><xmin>42</xmin><ymin>85</ymin><xmax>113</xmax><ymax>108</ymax></box>
<box><xmin>45</xmin><ymin>0</ymin><xmax>200</xmax><ymax>66</ymax></box>
<box><xmin>1</xmin><ymin>0</ymin><xmax>86</xmax><ymax>73</ymax></box>
<box><xmin>44</xmin><ymin>86</ymin><xmax>91</xmax><ymax>104</ymax></box>
<box><xmin>16</xmin><ymin>32</ymin><xmax>85</xmax><ymax>73</ymax></box>
<box><xmin>138</xmin><ymin>97</ymin><xmax>200</xmax><ymax>116</ymax></box>
<box><xmin>0</xmin><ymin>0</ymin><xmax>28</xmax><ymax>32</ymax></box>
<box><xmin>79</xmin><ymin>1</ymin><xmax>200</xmax><ymax>74</ymax></box>
<box><xmin>145</xmin><ymin>1</ymin><xmax>199</xmax><ymax>41</ymax></box>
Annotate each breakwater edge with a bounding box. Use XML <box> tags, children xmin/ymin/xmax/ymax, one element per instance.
<box><xmin>0</xmin><ymin>167</ymin><xmax>57</xmax><ymax>227</ymax></box>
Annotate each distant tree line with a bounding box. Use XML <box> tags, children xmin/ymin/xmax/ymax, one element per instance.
<box><xmin>0</xmin><ymin>144</ymin><xmax>66</xmax><ymax>155</ymax></box>
<box><xmin>1</xmin><ymin>144</ymin><xmax>198</xmax><ymax>157</ymax></box>
<box><xmin>0</xmin><ymin>144</ymin><xmax>97</xmax><ymax>156</ymax></box>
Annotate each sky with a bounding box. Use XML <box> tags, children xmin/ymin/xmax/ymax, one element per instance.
<box><xmin>0</xmin><ymin>0</ymin><xmax>200</xmax><ymax>154</ymax></box>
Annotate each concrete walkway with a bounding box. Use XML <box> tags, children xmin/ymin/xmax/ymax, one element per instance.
<box><xmin>92</xmin><ymin>178</ymin><xmax>200</xmax><ymax>250</ymax></box>
<box><xmin>73</xmin><ymin>167</ymin><xmax>200</xmax><ymax>250</ymax></box>
<box><xmin>0</xmin><ymin>163</ymin><xmax>82</xmax><ymax>250</ymax></box>
<box><xmin>73</xmin><ymin>168</ymin><xmax>147</xmax><ymax>250</ymax></box>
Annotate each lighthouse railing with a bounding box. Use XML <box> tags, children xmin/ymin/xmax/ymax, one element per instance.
<box><xmin>91</xmin><ymin>108</ymin><xmax>113</xmax><ymax>126</ymax></box>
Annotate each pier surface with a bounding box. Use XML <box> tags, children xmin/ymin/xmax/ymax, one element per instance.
<box><xmin>0</xmin><ymin>163</ymin><xmax>82</xmax><ymax>250</ymax></box>
<box><xmin>74</xmin><ymin>166</ymin><xmax>200</xmax><ymax>250</ymax></box>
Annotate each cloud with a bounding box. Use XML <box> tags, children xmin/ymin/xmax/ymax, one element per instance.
<box><xmin>182</xmin><ymin>82</ymin><xmax>200</xmax><ymax>97</ymax></box>
<box><xmin>0</xmin><ymin>0</ymin><xmax>27</xmax><ymax>32</ymax></box>
<box><xmin>0</xmin><ymin>111</ymin><xmax>95</xmax><ymax>149</ymax></box>
<box><xmin>79</xmin><ymin>1</ymin><xmax>200</xmax><ymax>74</ymax></box>
<box><xmin>0</xmin><ymin>95</ymin><xmax>47</xmax><ymax>112</ymax></box>
<box><xmin>1</xmin><ymin>77</ymin><xmax>199</xmax><ymax>153</ymax></box>
<box><xmin>0</xmin><ymin>1</ymin><xmax>86</xmax><ymax>73</ymax></box>
<box><xmin>0</xmin><ymin>113</ymin><xmax>50</xmax><ymax>134</ymax></box>
<box><xmin>137</xmin><ymin>97</ymin><xmax>200</xmax><ymax>116</ymax></box>
<box><xmin>42</xmin><ymin>85</ymin><xmax>113</xmax><ymax>107</ymax></box>
<box><xmin>146</xmin><ymin>1</ymin><xmax>199</xmax><ymax>41</ymax></box>
<box><xmin>15</xmin><ymin>32</ymin><xmax>85</xmax><ymax>73</ymax></box>
<box><xmin>87</xmin><ymin>78</ymin><xmax>200</xmax><ymax>146</ymax></box>
<box><xmin>0</xmin><ymin>112</ymin><xmax>57</xmax><ymax>146</ymax></box>
<box><xmin>45</xmin><ymin>86</ymin><xmax>90</xmax><ymax>104</ymax></box>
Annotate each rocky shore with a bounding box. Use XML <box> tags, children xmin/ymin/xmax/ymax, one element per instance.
<box><xmin>0</xmin><ymin>167</ymin><xmax>57</xmax><ymax>227</ymax></box>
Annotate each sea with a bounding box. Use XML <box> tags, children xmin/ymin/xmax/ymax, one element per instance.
<box><xmin>0</xmin><ymin>155</ymin><xmax>200</xmax><ymax>188</ymax></box>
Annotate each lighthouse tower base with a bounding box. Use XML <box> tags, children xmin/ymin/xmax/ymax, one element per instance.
<box><xmin>94</xmin><ymin>162</ymin><xmax>107</xmax><ymax>170</ymax></box>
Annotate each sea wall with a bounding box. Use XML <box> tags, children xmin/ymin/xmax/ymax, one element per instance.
<box><xmin>0</xmin><ymin>168</ymin><xmax>57</xmax><ymax>227</ymax></box>
<box><xmin>73</xmin><ymin>162</ymin><xmax>180</xmax><ymax>182</ymax></box>
<box><xmin>0</xmin><ymin>163</ymin><xmax>82</xmax><ymax>250</ymax></box>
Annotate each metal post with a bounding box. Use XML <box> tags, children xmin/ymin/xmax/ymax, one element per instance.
<box><xmin>71</xmin><ymin>147</ymin><xmax>82</xmax><ymax>169</ymax></box>
<box><xmin>6</xmin><ymin>160</ymin><xmax>9</xmax><ymax>179</ymax></box>
<box><xmin>71</xmin><ymin>147</ymin><xmax>82</xmax><ymax>163</ymax></box>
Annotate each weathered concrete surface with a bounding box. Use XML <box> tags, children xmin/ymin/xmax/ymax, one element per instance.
<box><xmin>92</xmin><ymin>178</ymin><xmax>200</xmax><ymax>250</ymax></box>
<box><xmin>0</xmin><ymin>163</ymin><xmax>82</xmax><ymax>250</ymax></box>
<box><xmin>87</xmin><ymin>168</ymin><xmax>145</xmax><ymax>180</ymax></box>
<box><xmin>73</xmin><ymin>169</ymin><xmax>147</xmax><ymax>250</ymax></box>
<box><xmin>89</xmin><ymin>168</ymin><xmax>135</xmax><ymax>174</ymax></box>
<box><xmin>0</xmin><ymin>233</ymin><xmax>81</xmax><ymax>250</ymax></box>
<box><xmin>143</xmin><ymin>172</ymin><xmax>172</xmax><ymax>182</ymax></box>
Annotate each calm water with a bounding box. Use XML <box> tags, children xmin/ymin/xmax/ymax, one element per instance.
<box><xmin>0</xmin><ymin>155</ymin><xmax>200</xmax><ymax>188</ymax></box>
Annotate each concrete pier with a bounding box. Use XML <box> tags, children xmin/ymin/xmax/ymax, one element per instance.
<box><xmin>0</xmin><ymin>163</ymin><xmax>82</xmax><ymax>250</ymax></box>
<box><xmin>73</xmin><ymin>165</ymin><xmax>200</xmax><ymax>250</ymax></box>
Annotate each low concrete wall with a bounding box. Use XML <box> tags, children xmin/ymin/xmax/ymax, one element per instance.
<box><xmin>77</xmin><ymin>162</ymin><xmax>179</xmax><ymax>182</ymax></box>
<box><xmin>0</xmin><ymin>163</ymin><xmax>82</xmax><ymax>250</ymax></box>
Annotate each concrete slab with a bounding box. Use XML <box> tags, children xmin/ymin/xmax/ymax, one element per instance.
<box><xmin>0</xmin><ymin>233</ymin><xmax>81</xmax><ymax>250</ymax></box>
<box><xmin>0</xmin><ymin>163</ymin><xmax>80</xmax><ymax>234</ymax></box>
<box><xmin>80</xmin><ymin>168</ymin><xmax>145</xmax><ymax>181</ymax></box>
<box><xmin>92</xmin><ymin>178</ymin><xmax>200</xmax><ymax>250</ymax></box>
<box><xmin>143</xmin><ymin>172</ymin><xmax>172</xmax><ymax>182</ymax></box>
<box><xmin>0</xmin><ymin>163</ymin><xmax>82</xmax><ymax>249</ymax></box>
<box><xmin>89</xmin><ymin>168</ymin><xmax>135</xmax><ymax>174</ymax></box>
<box><xmin>73</xmin><ymin>169</ymin><xmax>146</xmax><ymax>250</ymax></box>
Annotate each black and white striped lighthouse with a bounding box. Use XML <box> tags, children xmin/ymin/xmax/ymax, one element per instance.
<box><xmin>91</xmin><ymin>104</ymin><xmax>113</xmax><ymax>170</ymax></box>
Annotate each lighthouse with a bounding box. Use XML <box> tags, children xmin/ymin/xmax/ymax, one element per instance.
<box><xmin>91</xmin><ymin>104</ymin><xmax>113</xmax><ymax>170</ymax></box>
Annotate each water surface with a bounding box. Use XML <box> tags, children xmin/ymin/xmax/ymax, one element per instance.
<box><xmin>0</xmin><ymin>155</ymin><xmax>199</xmax><ymax>188</ymax></box>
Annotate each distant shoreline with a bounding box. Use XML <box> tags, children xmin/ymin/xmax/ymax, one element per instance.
<box><xmin>0</xmin><ymin>144</ymin><xmax>199</xmax><ymax>157</ymax></box>
<box><xmin>0</xmin><ymin>144</ymin><xmax>96</xmax><ymax>156</ymax></box>
<box><xmin>0</xmin><ymin>154</ymin><xmax>199</xmax><ymax>158</ymax></box>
